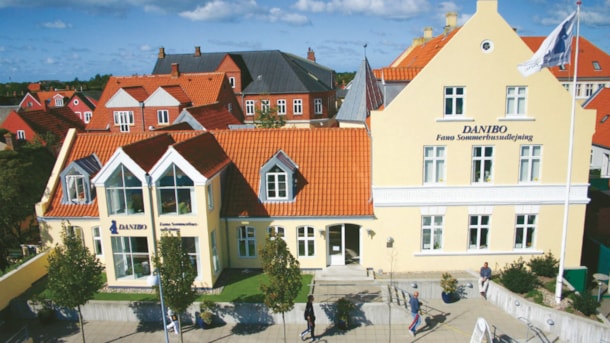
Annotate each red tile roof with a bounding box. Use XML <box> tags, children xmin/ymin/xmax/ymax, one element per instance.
<box><xmin>586</xmin><ymin>88</ymin><xmax>610</xmax><ymax>148</ymax></box>
<box><xmin>87</xmin><ymin>72</ymin><xmax>227</xmax><ymax>131</ymax></box>
<box><xmin>19</xmin><ymin>107</ymin><xmax>85</xmax><ymax>140</ymax></box>
<box><xmin>122</xmin><ymin>134</ymin><xmax>176</xmax><ymax>171</ymax></box>
<box><xmin>185</xmin><ymin>102</ymin><xmax>242</xmax><ymax>130</ymax></box>
<box><xmin>173</xmin><ymin>133</ymin><xmax>231</xmax><ymax>179</ymax></box>
<box><xmin>373</xmin><ymin>67</ymin><xmax>423</xmax><ymax>82</ymax></box>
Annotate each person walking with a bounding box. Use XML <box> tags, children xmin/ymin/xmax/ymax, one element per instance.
<box><xmin>479</xmin><ymin>261</ymin><xmax>492</xmax><ymax>299</ymax></box>
<box><xmin>408</xmin><ymin>291</ymin><xmax>422</xmax><ymax>337</ymax></box>
<box><xmin>166</xmin><ymin>308</ymin><xmax>180</xmax><ymax>335</ymax></box>
<box><xmin>300</xmin><ymin>295</ymin><xmax>318</xmax><ymax>341</ymax></box>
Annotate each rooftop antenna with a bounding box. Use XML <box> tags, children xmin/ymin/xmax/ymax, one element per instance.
<box><xmin>363</xmin><ymin>43</ymin><xmax>368</xmax><ymax>59</ymax></box>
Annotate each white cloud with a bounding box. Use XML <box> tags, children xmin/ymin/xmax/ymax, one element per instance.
<box><xmin>179</xmin><ymin>0</ymin><xmax>258</xmax><ymax>21</ymax></box>
<box><xmin>45</xmin><ymin>57</ymin><xmax>56</xmax><ymax>64</ymax></box>
<box><xmin>140</xmin><ymin>44</ymin><xmax>152</xmax><ymax>52</ymax></box>
<box><xmin>263</xmin><ymin>7</ymin><xmax>310</xmax><ymax>25</ymax></box>
<box><xmin>292</xmin><ymin>0</ymin><xmax>430</xmax><ymax>19</ymax></box>
<box><xmin>42</xmin><ymin>19</ymin><xmax>71</xmax><ymax>29</ymax></box>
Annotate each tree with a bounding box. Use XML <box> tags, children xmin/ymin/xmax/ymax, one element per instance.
<box><xmin>255</xmin><ymin>105</ymin><xmax>285</xmax><ymax>128</ymax></box>
<box><xmin>259</xmin><ymin>231</ymin><xmax>302</xmax><ymax>342</ymax></box>
<box><xmin>154</xmin><ymin>232</ymin><xmax>197</xmax><ymax>343</ymax></box>
<box><xmin>47</xmin><ymin>223</ymin><xmax>104</xmax><ymax>343</ymax></box>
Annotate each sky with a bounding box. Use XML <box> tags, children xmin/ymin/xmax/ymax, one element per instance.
<box><xmin>0</xmin><ymin>0</ymin><xmax>609</xmax><ymax>83</ymax></box>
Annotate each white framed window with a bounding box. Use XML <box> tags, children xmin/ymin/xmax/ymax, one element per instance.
<box><xmin>297</xmin><ymin>226</ymin><xmax>315</xmax><ymax>257</ymax></box>
<box><xmin>84</xmin><ymin>112</ymin><xmax>92</xmax><ymax>123</ymax></box>
<box><xmin>111</xmin><ymin>236</ymin><xmax>150</xmax><ymax>279</ymax></box>
<box><xmin>105</xmin><ymin>164</ymin><xmax>143</xmax><ymax>215</ymax></box>
<box><xmin>92</xmin><ymin>226</ymin><xmax>103</xmax><ymax>257</ymax></box>
<box><xmin>113</xmin><ymin>111</ymin><xmax>134</xmax><ymax>132</ymax></box>
<box><xmin>238</xmin><ymin>226</ymin><xmax>256</xmax><ymax>257</ymax></box>
<box><xmin>423</xmin><ymin>146</ymin><xmax>445</xmax><ymax>183</ymax></box>
<box><xmin>158</xmin><ymin>164</ymin><xmax>194</xmax><ymax>215</ymax></box>
<box><xmin>267</xmin><ymin>226</ymin><xmax>285</xmax><ymax>239</ymax></box>
<box><xmin>293</xmin><ymin>99</ymin><xmax>303</xmax><ymax>115</ymax></box>
<box><xmin>206</xmin><ymin>184</ymin><xmax>214</xmax><ymax>210</ymax></box>
<box><xmin>519</xmin><ymin>145</ymin><xmax>541</xmax><ymax>182</ymax></box>
<box><xmin>16</xmin><ymin>130</ymin><xmax>26</xmax><ymax>140</ymax></box>
<box><xmin>472</xmin><ymin>146</ymin><xmax>494</xmax><ymax>183</ymax></box>
<box><xmin>514</xmin><ymin>214</ymin><xmax>536</xmax><ymax>249</ymax></box>
<box><xmin>277</xmin><ymin>99</ymin><xmax>286</xmax><ymax>115</ymax></box>
<box><xmin>182</xmin><ymin>237</ymin><xmax>201</xmax><ymax>280</ymax></box>
<box><xmin>245</xmin><ymin>100</ymin><xmax>255</xmax><ymax>116</ymax></box>
<box><xmin>266</xmin><ymin>166</ymin><xmax>287</xmax><ymax>200</ymax></box>
<box><xmin>593</xmin><ymin>61</ymin><xmax>601</xmax><ymax>70</ymax></box>
<box><xmin>575</xmin><ymin>84</ymin><xmax>582</xmax><ymax>97</ymax></box>
<box><xmin>562</xmin><ymin>83</ymin><xmax>570</xmax><ymax>92</ymax></box>
<box><xmin>585</xmin><ymin>83</ymin><xmax>594</xmax><ymax>97</ymax></box>
<box><xmin>261</xmin><ymin>99</ymin><xmax>270</xmax><ymax>113</ymax></box>
<box><xmin>211</xmin><ymin>231</ymin><xmax>220</xmax><ymax>273</ymax></box>
<box><xmin>444</xmin><ymin>86</ymin><xmax>464</xmax><ymax>116</ymax></box>
<box><xmin>55</xmin><ymin>98</ymin><xmax>63</xmax><ymax>107</ymax></box>
<box><xmin>422</xmin><ymin>216</ymin><xmax>443</xmax><ymax>250</ymax></box>
<box><xmin>157</xmin><ymin>109</ymin><xmax>169</xmax><ymax>124</ymax></box>
<box><xmin>228</xmin><ymin>77</ymin><xmax>236</xmax><ymax>88</ymax></box>
<box><xmin>506</xmin><ymin>86</ymin><xmax>527</xmax><ymax>117</ymax></box>
<box><xmin>66</xmin><ymin>174</ymin><xmax>87</xmax><ymax>203</ymax></box>
<box><xmin>314</xmin><ymin>98</ymin><xmax>323</xmax><ymax>115</ymax></box>
<box><xmin>468</xmin><ymin>215</ymin><xmax>490</xmax><ymax>250</ymax></box>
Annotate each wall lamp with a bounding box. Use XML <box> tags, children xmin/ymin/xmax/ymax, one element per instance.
<box><xmin>514</xmin><ymin>300</ymin><xmax>520</xmax><ymax>307</ymax></box>
<box><xmin>465</xmin><ymin>282</ymin><xmax>473</xmax><ymax>288</ymax></box>
<box><xmin>318</xmin><ymin>229</ymin><xmax>325</xmax><ymax>237</ymax></box>
<box><xmin>366</xmin><ymin>228</ymin><xmax>375</xmax><ymax>238</ymax></box>
<box><xmin>386</xmin><ymin>236</ymin><xmax>394</xmax><ymax>248</ymax></box>
<box><xmin>411</xmin><ymin>282</ymin><xmax>418</xmax><ymax>289</ymax></box>
<box><xmin>546</xmin><ymin>318</ymin><xmax>554</xmax><ymax>326</ymax></box>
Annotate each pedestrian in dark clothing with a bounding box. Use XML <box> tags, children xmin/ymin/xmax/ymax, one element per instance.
<box><xmin>479</xmin><ymin>261</ymin><xmax>492</xmax><ymax>299</ymax></box>
<box><xmin>408</xmin><ymin>291</ymin><xmax>422</xmax><ymax>336</ymax></box>
<box><xmin>300</xmin><ymin>295</ymin><xmax>318</xmax><ymax>341</ymax></box>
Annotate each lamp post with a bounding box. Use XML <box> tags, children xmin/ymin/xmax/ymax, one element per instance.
<box><xmin>145</xmin><ymin>173</ymin><xmax>169</xmax><ymax>343</ymax></box>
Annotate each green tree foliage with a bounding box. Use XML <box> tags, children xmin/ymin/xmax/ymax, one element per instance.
<box><xmin>255</xmin><ymin>105</ymin><xmax>285</xmax><ymax>128</ymax></box>
<box><xmin>47</xmin><ymin>224</ymin><xmax>104</xmax><ymax>342</ymax></box>
<box><xmin>527</xmin><ymin>251</ymin><xmax>559</xmax><ymax>277</ymax></box>
<box><xmin>154</xmin><ymin>232</ymin><xmax>196</xmax><ymax>343</ymax></box>
<box><xmin>336</xmin><ymin>72</ymin><xmax>356</xmax><ymax>88</ymax></box>
<box><xmin>259</xmin><ymin>231</ymin><xmax>302</xmax><ymax>342</ymax></box>
<box><xmin>0</xmin><ymin>143</ymin><xmax>55</xmax><ymax>271</ymax></box>
<box><xmin>499</xmin><ymin>257</ymin><xmax>539</xmax><ymax>294</ymax></box>
<box><xmin>570</xmin><ymin>291</ymin><xmax>600</xmax><ymax>316</ymax></box>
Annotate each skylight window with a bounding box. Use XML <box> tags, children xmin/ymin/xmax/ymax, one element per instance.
<box><xmin>593</xmin><ymin>61</ymin><xmax>601</xmax><ymax>70</ymax></box>
<box><xmin>601</xmin><ymin>115</ymin><xmax>610</xmax><ymax>123</ymax></box>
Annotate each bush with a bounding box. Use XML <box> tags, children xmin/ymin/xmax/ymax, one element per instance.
<box><xmin>570</xmin><ymin>291</ymin><xmax>599</xmax><ymax>316</ymax></box>
<box><xmin>440</xmin><ymin>272</ymin><xmax>458</xmax><ymax>294</ymax></box>
<box><xmin>499</xmin><ymin>258</ymin><xmax>539</xmax><ymax>294</ymax></box>
<box><xmin>527</xmin><ymin>251</ymin><xmax>559</xmax><ymax>277</ymax></box>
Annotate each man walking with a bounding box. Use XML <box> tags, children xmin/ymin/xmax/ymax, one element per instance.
<box><xmin>408</xmin><ymin>291</ymin><xmax>422</xmax><ymax>337</ymax></box>
<box><xmin>300</xmin><ymin>295</ymin><xmax>318</xmax><ymax>341</ymax></box>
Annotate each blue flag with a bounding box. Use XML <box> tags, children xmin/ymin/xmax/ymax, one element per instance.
<box><xmin>518</xmin><ymin>12</ymin><xmax>576</xmax><ymax>77</ymax></box>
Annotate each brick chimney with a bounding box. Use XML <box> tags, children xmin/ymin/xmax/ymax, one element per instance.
<box><xmin>4</xmin><ymin>133</ymin><xmax>13</xmax><ymax>151</ymax></box>
<box><xmin>194</xmin><ymin>46</ymin><xmax>201</xmax><ymax>57</ymax></box>
<box><xmin>171</xmin><ymin>63</ymin><xmax>180</xmax><ymax>77</ymax></box>
<box><xmin>307</xmin><ymin>47</ymin><xmax>316</xmax><ymax>62</ymax></box>
<box><xmin>158</xmin><ymin>47</ymin><xmax>166</xmax><ymax>59</ymax></box>
<box><xmin>423</xmin><ymin>27</ymin><xmax>433</xmax><ymax>41</ymax></box>
<box><xmin>445</xmin><ymin>12</ymin><xmax>458</xmax><ymax>33</ymax></box>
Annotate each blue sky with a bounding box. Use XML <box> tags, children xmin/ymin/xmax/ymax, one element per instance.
<box><xmin>0</xmin><ymin>0</ymin><xmax>609</xmax><ymax>83</ymax></box>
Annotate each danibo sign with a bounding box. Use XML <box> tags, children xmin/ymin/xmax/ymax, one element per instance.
<box><xmin>436</xmin><ymin>125</ymin><xmax>534</xmax><ymax>142</ymax></box>
<box><xmin>109</xmin><ymin>220</ymin><xmax>147</xmax><ymax>234</ymax></box>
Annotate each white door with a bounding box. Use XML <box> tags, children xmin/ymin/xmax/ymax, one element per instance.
<box><xmin>329</xmin><ymin>225</ymin><xmax>344</xmax><ymax>265</ymax></box>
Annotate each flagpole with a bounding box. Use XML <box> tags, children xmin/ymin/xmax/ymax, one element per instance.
<box><xmin>555</xmin><ymin>1</ymin><xmax>581</xmax><ymax>306</ymax></box>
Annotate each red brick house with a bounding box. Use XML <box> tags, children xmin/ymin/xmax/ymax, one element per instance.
<box><xmin>18</xmin><ymin>90</ymin><xmax>75</xmax><ymax>112</ymax></box>
<box><xmin>67</xmin><ymin>92</ymin><xmax>98</xmax><ymax>124</ymax></box>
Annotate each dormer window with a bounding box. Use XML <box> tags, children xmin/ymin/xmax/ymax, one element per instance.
<box><xmin>106</xmin><ymin>164</ymin><xmax>143</xmax><ymax>215</ymax></box>
<box><xmin>259</xmin><ymin>150</ymin><xmax>298</xmax><ymax>202</ymax></box>
<box><xmin>55</xmin><ymin>97</ymin><xmax>64</xmax><ymax>107</ymax></box>
<box><xmin>60</xmin><ymin>154</ymin><xmax>101</xmax><ymax>204</ymax></box>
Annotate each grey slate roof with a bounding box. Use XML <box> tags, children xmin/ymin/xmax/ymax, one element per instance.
<box><xmin>152</xmin><ymin>50</ymin><xmax>335</xmax><ymax>94</ymax></box>
<box><xmin>336</xmin><ymin>58</ymin><xmax>383</xmax><ymax>123</ymax></box>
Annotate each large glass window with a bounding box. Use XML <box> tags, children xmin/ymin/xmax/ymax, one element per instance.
<box><xmin>157</xmin><ymin>109</ymin><xmax>169</xmax><ymax>124</ymax></box>
<box><xmin>182</xmin><ymin>237</ymin><xmax>200</xmax><ymax>279</ymax></box>
<box><xmin>297</xmin><ymin>226</ymin><xmax>315</xmax><ymax>257</ymax></box>
<box><xmin>158</xmin><ymin>164</ymin><xmax>194</xmax><ymax>215</ymax></box>
<box><xmin>422</xmin><ymin>216</ymin><xmax>443</xmax><ymax>250</ymax></box>
<box><xmin>92</xmin><ymin>226</ymin><xmax>103</xmax><ymax>256</ymax></box>
<box><xmin>246</xmin><ymin>100</ymin><xmax>255</xmax><ymax>116</ymax></box>
<box><xmin>106</xmin><ymin>165</ymin><xmax>143</xmax><ymax>215</ymax></box>
<box><xmin>515</xmin><ymin>214</ymin><xmax>536</xmax><ymax>249</ymax></box>
<box><xmin>267</xmin><ymin>226</ymin><xmax>285</xmax><ymax>239</ymax></box>
<box><xmin>277</xmin><ymin>99</ymin><xmax>286</xmax><ymax>115</ymax></box>
<box><xmin>293</xmin><ymin>99</ymin><xmax>303</xmax><ymax>115</ymax></box>
<box><xmin>238</xmin><ymin>226</ymin><xmax>256</xmax><ymax>257</ymax></box>
<box><xmin>472</xmin><ymin>146</ymin><xmax>494</xmax><ymax>183</ymax></box>
<box><xmin>444</xmin><ymin>86</ymin><xmax>464</xmax><ymax>116</ymax></box>
<box><xmin>519</xmin><ymin>145</ymin><xmax>541</xmax><ymax>182</ymax></box>
<box><xmin>506</xmin><ymin>86</ymin><xmax>527</xmax><ymax>117</ymax></box>
<box><xmin>468</xmin><ymin>215</ymin><xmax>490</xmax><ymax>250</ymax></box>
<box><xmin>113</xmin><ymin>111</ymin><xmax>134</xmax><ymax>132</ymax></box>
<box><xmin>66</xmin><ymin>174</ymin><xmax>87</xmax><ymax>203</ymax></box>
<box><xmin>211</xmin><ymin>231</ymin><xmax>220</xmax><ymax>273</ymax></box>
<box><xmin>266</xmin><ymin>165</ymin><xmax>287</xmax><ymax>200</ymax></box>
<box><xmin>261</xmin><ymin>99</ymin><xmax>270</xmax><ymax>113</ymax></box>
<box><xmin>423</xmin><ymin>146</ymin><xmax>445</xmax><ymax>183</ymax></box>
<box><xmin>112</xmin><ymin>236</ymin><xmax>150</xmax><ymax>279</ymax></box>
<box><xmin>206</xmin><ymin>184</ymin><xmax>214</xmax><ymax>210</ymax></box>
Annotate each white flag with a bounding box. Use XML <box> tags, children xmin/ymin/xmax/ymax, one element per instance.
<box><xmin>518</xmin><ymin>11</ymin><xmax>576</xmax><ymax>77</ymax></box>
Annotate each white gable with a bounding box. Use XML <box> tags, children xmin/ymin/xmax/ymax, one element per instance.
<box><xmin>145</xmin><ymin>87</ymin><xmax>181</xmax><ymax>107</ymax></box>
<box><xmin>91</xmin><ymin>148</ymin><xmax>147</xmax><ymax>187</ymax></box>
<box><xmin>105</xmin><ymin>89</ymin><xmax>142</xmax><ymax>108</ymax></box>
<box><xmin>148</xmin><ymin>147</ymin><xmax>208</xmax><ymax>186</ymax></box>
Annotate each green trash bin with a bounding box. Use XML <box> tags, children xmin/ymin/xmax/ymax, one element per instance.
<box><xmin>564</xmin><ymin>266</ymin><xmax>588</xmax><ymax>294</ymax></box>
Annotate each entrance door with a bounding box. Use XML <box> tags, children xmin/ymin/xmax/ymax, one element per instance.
<box><xmin>329</xmin><ymin>225</ymin><xmax>344</xmax><ymax>265</ymax></box>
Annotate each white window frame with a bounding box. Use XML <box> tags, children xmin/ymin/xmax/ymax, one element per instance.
<box><xmin>245</xmin><ymin>100</ymin><xmax>255</xmax><ymax>116</ymax></box>
<box><xmin>228</xmin><ymin>77</ymin><xmax>235</xmax><ymax>88</ymax></box>
<box><xmin>157</xmin><ymin>109</ymin><xmax>169</xmax><ymax>125</ymax></box>
<box><xmin>444</xmin><ymin>86</ymin><xmax>464</xmax><ymax>116</ymax></box>
<box><xmin>158</xmin><ymin>164</ymin><xmax>195</xmax><ymax>215</ymax></box>
<box><xmin>468</xmin><ymin>215</ymin><xmax>490</xmax><ymax>250</ymax></box>
<box><xmin>182</xmin><ymin>237</ymin><xmax>201</xmax><ymax>280</ymax></box>
<box><xmin>261</xmin><ymin>99</ymin><xmax>270</xmax><ymax>113</ymax></box>
<box><xmin>211</xmin><ymin>231</ymin><xmax>220</xmax><ymax>273</ymax></box>
<box><xmin>84</xmin><ymin>111</ymin><xmax>92</xmax><ymax>124</ymax></box>
<box><xmin>105</xmin><ymin>164</ymin><xmax>143</xmax><ymax>215</ymax></box>
<box><xmin>66</xmin><ymin>174</ymin><xmax>87</xmax><ymax>204</ymax></box>
<box><xmin>111</xmin><ymin>236</ymin><xmax>150</xmax><ymax>280</ymax></box>
<box><xmin>293</xmin><ymin>99</ymin><xmax>303</xmax><ymax>115</ymax></box>
<box><xmin>238</xmin><ymin>226</ymin><xmax>256</xmax><ymax>258</ymax></box>
<box><xmin>207</xmin><ymin>183</ymin><xmax>214</xmax><ymax>210</ymax></box>
<box><xmin>423</xmin><ymin>146</ymin><xmax>445</xmax><ymax>184</ymax></box>
<box><xmin>297</xmin><ymin>226</ymin><xmax>315</xmax><ymax>257</ymax></box>
<box><xmin>314</xmin><ymin>98</ymin><xmax>323</xmax><ymax>115</ymax></box>
<box><xmin>16</xmin><ymin>130</ymin><xmax>26</xmax><ymax>140</ymax></box>
<box><xmin>277</xmin><ymin>99</ymin><xmax>286</xmax><ymax>115</ymax></box>
<box><xmin>113</xmin><ymin>111</ymin><xmax>134</xmax><ymax>132</ymax></box>
<box><xmin>506</xmin><ymin>86</ymin><xmax>527</xmax><ymax>117</ymax></box>
<box><xmin>55</xmin><ymin>98</ymin><xmax>63</xmax><ymax>107</ymax></box>
<box><xmin>585</xmin><ymin>83</ymin><xmax>594</xmax><ymax>97</ymax></box>
<box><xmin>472</xmin><ymin>146</ymin><xmax>494</xmax><ymax>183</ymax></box>
<box><xmin>92</xmin><ymin>226</ymin><xmax>103</xmax><ymax>257</ymax></box>
<box><xmin>514</xmin><ymin>214</ymin><xmax>536</xmax><ymax>249</ymax></box>
<box><xmin>519</xmin><ymin>145</ymin><xmax>541</xmax><ymax>182</ymax></box>
<box><xmin>267</xmin><ymin>226</ymin><xmax>285</xmax><ymax>239</ymax></box>
<box><xmin>266</xmin><ymin>166</ymin><xmax>288</xmax><ymax>200</ymax></box>
<box><xmin>421</xmin><ymin>216</ymin><xmax>443</xmax><ymax>250</ymax></box>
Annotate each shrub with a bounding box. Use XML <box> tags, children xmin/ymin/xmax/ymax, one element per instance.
<box><xmin>570</xmin><ymin>291</ymin><xmax>599</xmax><ymax>316</ymax></box>
<box><xmin>527</xmin><ymin>251</ymin><xmax>559</xmax><ymax>277</ymax></box>
<box><xmin>499</xmin><ymin>258</ymin><xmax>539</xmax><ymax>294</ymax></box>
<box><xmin>440</xmin><ymin>272</ymin><xmax>458</xmax><ymax>294</ymax></box>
